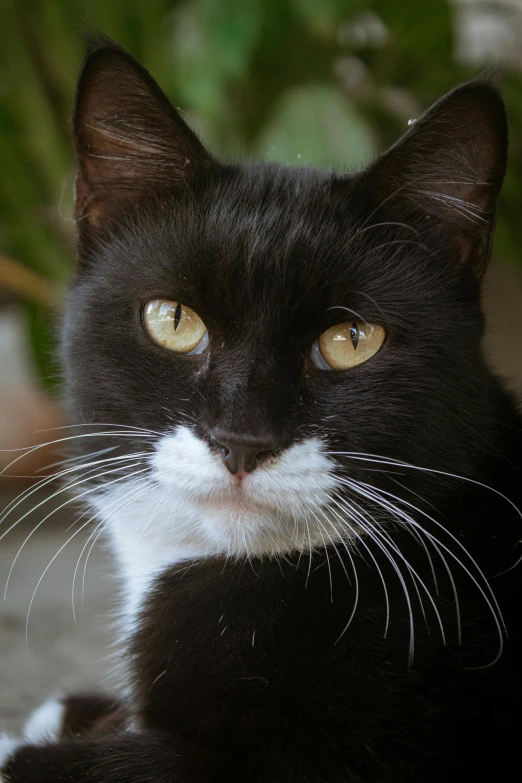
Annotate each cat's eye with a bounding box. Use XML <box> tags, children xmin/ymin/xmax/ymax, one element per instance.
<box><xmin>311</xmin><ymin>321</ymin><xmax>385</xmax><ymax>371</ymax></box>
<box><xmin>143</xmin><ymin>299</ymin><xmax>208</xmax><ymax>354</ymax></box>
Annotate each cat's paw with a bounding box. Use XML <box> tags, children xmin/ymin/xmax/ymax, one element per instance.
<box><xmin>0</xmin><ymin>698</ymin><xmax>64</xmax><ymax>782</ymax></box>
<box><xmin>0</xmin><ymin>697</ymin><xmax>67</xmax><ymax>781</ymax></box>
<box><xmin>0</xmin><ymin>734</ymin><xmax>23</xmax><ymax>782</ymax></box>
<box><xmin>22</xmin><ymin>696</ymin><xmax>65</xmax><ymax>745</ymax></box>
<box><xmin>22</xmin><ymin>692</ymin><xmax>126</xmax><ymax>742</ymax></box>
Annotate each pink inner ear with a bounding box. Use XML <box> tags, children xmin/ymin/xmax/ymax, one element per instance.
<box><xmin>368</xmin><ymin>81</ymin><xmax>507</xmax><ymax>276</ymax></box>
<box><xmin>73</xmin><ymin>45</ymin><xmax>211</xmax><ymax>226</ymax></box>
<box><xmin>74</xmin><ymin>171</ymin><xmax>115</xmax><ymax>226</ymax></box>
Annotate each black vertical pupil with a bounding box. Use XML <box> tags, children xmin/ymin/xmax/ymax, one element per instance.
<box><xmin>350</xmin><ymin>322</ymin><xmax>359</xmax><ymax>350</ymax></box>
<box><xmin>174</xmin><ymin>303</ymin><xmax>183</xmax><ymax>331</ymax></box>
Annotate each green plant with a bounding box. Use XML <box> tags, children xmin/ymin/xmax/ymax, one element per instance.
<box><xmin>1</xmin><ymin>0</ymin><xmax>521</xmax><ymax>387</ymax></box>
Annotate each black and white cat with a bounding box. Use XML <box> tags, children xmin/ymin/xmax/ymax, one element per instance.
<box><xmin>1</xmin><ymin>37</ymin><xmax>521</xmax><ymax>782</ymax></box>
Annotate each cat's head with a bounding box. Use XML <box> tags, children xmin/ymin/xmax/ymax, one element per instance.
<box><xmin>62</xmin><ymin>39</ymin><xmax>507</xmax><ymax>561</ymax></box>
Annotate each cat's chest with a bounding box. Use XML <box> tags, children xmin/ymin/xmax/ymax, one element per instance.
<box><xmin>93</xmin><ymin>481</ymin><xmax>218</xmax><ymax>635</ymax></box>
<box><xmin>126</xmin><ymin>554</ymin><xmax>355</xmax><ymax>731</ymax></box>
<box><xmin>122</xmin><ymin>553</ymin><xmax>453</xmax><ymax>743</ymax></box>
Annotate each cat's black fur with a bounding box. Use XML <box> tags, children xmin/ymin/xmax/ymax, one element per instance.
<box><xmin>3</xmin><ymin>38</ymin><xmax>522</xmax><ymax>782</ymax></box>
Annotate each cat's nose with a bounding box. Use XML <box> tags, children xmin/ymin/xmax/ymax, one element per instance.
<box><xmin>209</xmin><ymin>430</ymin><xmax>281</xmax><ymax>474</ymax></box>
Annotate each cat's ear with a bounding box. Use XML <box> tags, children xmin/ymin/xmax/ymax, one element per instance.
<box><xmin>367</xmin><ymin>80</ymin><xmax>507</xmax><ymax>276</ymax></box>
<box><xmin>73</xmin><ymin>37</ymin><xmax>211</xmax><ymax>231</ymax></box>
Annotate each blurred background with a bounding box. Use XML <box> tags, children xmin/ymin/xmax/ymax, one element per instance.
<box><xmin>1</xmin><ymin>0</ymin><xmax>522</xmax><ymax>731</ymax></box>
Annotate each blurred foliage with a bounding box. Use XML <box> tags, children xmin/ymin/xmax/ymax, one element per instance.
<box><xmin>0</xmin><ymin>0</ymin><xmax>521</xmax><ymax>387</ymax></box>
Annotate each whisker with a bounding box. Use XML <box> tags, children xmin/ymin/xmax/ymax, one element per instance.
<box><xmin>316</xmin><ymin>509</ymin><xmax>353</xmax><ymax>586</ymax></box>
<box><xmin>332</xmin><ymin>485</ymin><xmax>450</xmax><ymax>658</ymax></box>
<box><xmin>388</xmin><ymin>474</ymin><xmax>463</xmax><ymax>636</ymax></box>
<box><xmin>334</xmin><ymin>480</ymin><xmax>452</xmax><ymax>643</ymax></box>
<box><xmin>331</xmin><ymin>492</ymin><xmax>417</xmax><ymax>661</ymax></box>
<box><xmin>1</xmin><ymin>431</ymin><xmax>156</xmax><ymax>476</ymax></box>
<box><xmin>326</xmin><ymin>451</ymin><xmax>522</xmax><ymax>523</ymax></box>
<box><xmin>72</xmin><ymin>479</ymin><xmax>152</xmax><ymax>620</ymax></box>
<box><xmin>318</xmin><ymin>505</ymin><xmax>360</xmax><ymax>645</ymax></box>
<box><xmin>314</xmin><ymin>505</ymin><xmax>365</xmax><ymax>636</ymax></box>
<box><xmin>138</xmin><ymin>485</ymin><xmax>173</xmax><ymax>542</ymax></box>
<box><xmin>3</xmin><ymin>465</ymin><xmax>148</xmax><ymax>598</ymax></box>
<box><xmin>325</xmin><ymin>495</ymin><xmax>389</xmax><ymax>636</ymax></box>
<box><xmin>345</xmin><ymin>478</ymin><xmax>504</xmax><ymax>665</ymax></box>
<box><xmin>33</xmin><ymin>422</ymin><xmax>163</xmax><ymax>436</ymax></box>
<box><xmin>36</xmin><ymin>446</ymin><xmax>119</xmax><ymax>473</ymax></box>
<box><xmin>305</xmin><ymin>519</ymin><xmax>313</xmax><ymax>589</ymax></box>
<box><xmin>307</xmin><ymin>509</ymin><xmax>335</xmax><ymax>602</ymax></box>
<box><xmin>355</xmin><ymin>478</ymin><xmax>501</xmax><ymax>623</ymax></box>
<box><xmin>81</xmin><ymin>484</ymin><xmax>155</xmax><ymax>614</ymax></box>
<box><xmin>26</xmin><ymin>515</ymin><xmax>98</xmax><ymax>658</ymax></box>
<box><xmin>0</xmin><ymin>453</ymin><xmax>150</xmax><ymax>534</ymax></box>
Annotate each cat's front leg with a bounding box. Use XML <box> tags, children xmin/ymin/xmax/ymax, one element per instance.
<box><xmin>19</xmin><ymin>692</ymin><xmax>127</xmax><ymax>744</ymax></box>
<box><xmin>0</xmin><ymin>690</ymin><xmax>131</xmax><ymax>781</ymax></box>
<box><xmin>0</xmin><ymin>730</ymin><xmax>228</xmax><ymax>783</ymax></box>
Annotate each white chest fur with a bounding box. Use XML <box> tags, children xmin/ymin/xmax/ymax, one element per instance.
<box><xmin>88</xmin><ymin>426</ymin><xmax>342</xmax><ymax>637</ymax></box>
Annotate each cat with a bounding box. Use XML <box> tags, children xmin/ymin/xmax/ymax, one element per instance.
<box><xmin>1</xmin><ymin>35</ymin><xmax>521</xmax><ymax>782</ymax></box>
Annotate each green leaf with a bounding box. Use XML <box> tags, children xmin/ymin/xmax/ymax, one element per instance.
<box><xmin>24</xmin><ymin>302</ymin><xmax>60</xmax><ymax>392</ymax></box>
<box><xmin>257</xmin><ymin>84</ymin><xmax>376</xmax><ymax>169</ymax></box>
<box><xmin>170</xmin><ymin>0</ymin><xmax>264</xmax><ymax>114</ymax></box>
<box><xmin>290</xmin><ymin>0</ymin><xmax>362</xmax><ymax>38</ymax></box>
<box><xmin>370</xmin><ymin>0</ymin><xmax>455</xmax><ymax>91</ymax></box>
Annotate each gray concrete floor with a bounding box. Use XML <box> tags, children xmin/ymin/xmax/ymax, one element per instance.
<box><xmin>0</xmin><ymin>494</ymin><xmax>115</xmax><ymax>734</ymax></box>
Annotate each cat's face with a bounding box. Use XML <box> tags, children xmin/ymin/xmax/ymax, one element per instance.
<box><xmin>63</xmin><ymin>41</ymin><xmax>507</xmax><ymax>565</ymax></box>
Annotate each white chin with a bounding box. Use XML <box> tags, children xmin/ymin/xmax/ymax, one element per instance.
<box><xmin>144</xmin><ymin>425</ymin><xmax>343</xmax><ymax>557</ymax></box>
<box><xmin>88</xmin><ymin>425</ymin><xmax>347</xmax><ymax>589</ymax></box>
<box><xmin>192</xmin><ymin>498</ymin><xmax>295</xmax><ymax>555</ymax></box>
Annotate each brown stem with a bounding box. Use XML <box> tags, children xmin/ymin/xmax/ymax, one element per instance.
<box><xmin>0</xmin><ymin>253</ymin><xmax>61</xmax><ymax>306</ymax></box>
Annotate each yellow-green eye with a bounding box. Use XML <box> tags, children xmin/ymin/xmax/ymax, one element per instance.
<box><xmin>312</xmin><ymin>320</ymin><xmax>385</xmax><ymax>371</ymax></box>
<box><xmin>143</xmin><ymin>299</ymin><xmax>208</xmax><ymax>354</ymax></box>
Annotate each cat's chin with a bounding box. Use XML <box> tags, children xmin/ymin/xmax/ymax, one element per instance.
<box><xmin>198</xmin><ymin>487</ymin><xmax>271</xmax><ymax>515</ymax></box>
<box><xmin>86</xmin><ymin>425</ymin><xmax>344</xmax><ymax>574</ymax></box>
<box><xmin>150</xmin><ymin>425</ymin><xmax>337</xmax><ymax>518</ymax></box>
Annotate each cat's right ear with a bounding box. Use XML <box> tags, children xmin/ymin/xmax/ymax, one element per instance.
<box><xmin>361</xmin><ymin>80</ymin><xmax>507</xmax><ymax>277</ymax></box>
<box><xmin>73</xmin><ymin>38</ymin><xmax>211</xmax><ymax>236</ymax></box>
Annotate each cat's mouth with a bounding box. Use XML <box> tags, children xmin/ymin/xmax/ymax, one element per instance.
<box><xmin>197</xmin><ymin>479</ymin><xmax>275</xmax><ymax>514</ymax></box>
<box><xmin>146</xmin><ymin>426</ymin><xmax>339</xmax><ymax>552</ymax></box>
<box><xmin>183</xmin><ymin>468</ymin><xmax>280</xmax><ymax>515</ymax></box>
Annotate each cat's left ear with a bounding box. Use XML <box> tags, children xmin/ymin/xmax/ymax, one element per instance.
<box><xmin>73</xmin><ymin>37</ymin><xmax>212</xmax><ymax>232</ymax></box>
<box><xmin>367</xmin><ymin>80</ymin><xmax>508</xmax><ymax>277</ymax></box>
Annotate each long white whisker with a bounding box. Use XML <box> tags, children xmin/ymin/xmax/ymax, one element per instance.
<box><xmin>331</xmin><ymin>492</ymin><xmax>417</xmax><ymax>661</ymax></box>
<box><xmin>36</xmin><ymin>446</ymin><xmax>119</xmax><ymax>473</ymax></box>
<box><xmin>73</xmin><ymin>519</ymin><xmax>108</xmax><ymax>622</ymax></box>
<box><xmin>0</xmin><ymin>453</ymin><xmax>150</xmax><ymax>534</ymax></box>
<box><xmin>81</xmin><ymin>483</ymin><xmax>155</xmax><ymax>613</ymax></box>
<box><xmin>307</xmin><ymin>509</ymin><xmax>334</xmax><ymax>603</ymax></box>
<box><xmin>385</xmin><ymin>475</ymin><xmax>442</xmax><ymax>596</ymax></box>
<box><xmin>313</xmin><ymin>505</ymin><xmax>363</xmax><ymax>638</ymax></box>
<box><xmin>325</xmin><ymin>495</ymin><xmax>389</xmax><ymax>637</ymax></box>
<box><xmin>72</xmin><ymin>479</ymin><xmax>152</xmax><ymax>620</ymax></box>
<box><xmin>345</xmin><ymin>479</ymin><xmax>504</xmax><ymax>666</ymax></box>
<box><xmin>313</xmin><ymin>506</ymin><xmax>353</xmax><ymax>587</ymax></box>
<box><xmin>24</xmin><ymin>474</ymin><xmax>145</xmax><ymax>658</ymax></box>
<box><xmin>33</xmin><ymin>422</ymin><xmax>163</xmax><ymax>436</ymax></box>
<box><xmin>332</xmin><ymin>485</ymin><xmax>448</xmax><ymax>658</ymax></box>
<box><xmin>1</xmin><ymin>431</ymin><xmax>156</xmax><ymax>476</ymax></box>
<box><xmin>334</xmin><ymin>482</ymin><xmax>447</xmax><ymax>644</ymax></box>
<box><xmin>137</xmin><ymin>484</ymin><xmax>174</xmax><ymax>543</ymax></box>
<box><xmin>326</xmin><ymin>451</ymin><xmax>522</xmax><ymax>523</ymax></box>
<box><xmin>340</xmin><ymin>488</ymin><xmax>437</xmax><ymax>632</ymax></box>
<box><xmin>3</xmin><ymin>465</ymin><xmax>148</xmax><ymax>597</ymax></box>
<box><xmin>305</xmin><ymin>518</ymin><xmax>313</xmax><ymax>589</ymax></box>
<box><xmin>354</xmin><ymin>477</ymin><xmax>501</xmax><ymax>631</ymax></box>
<box><xmin>25</xmin><ymin>516</ymin><xmax>98</xmax><ymax>658</ymax></box>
